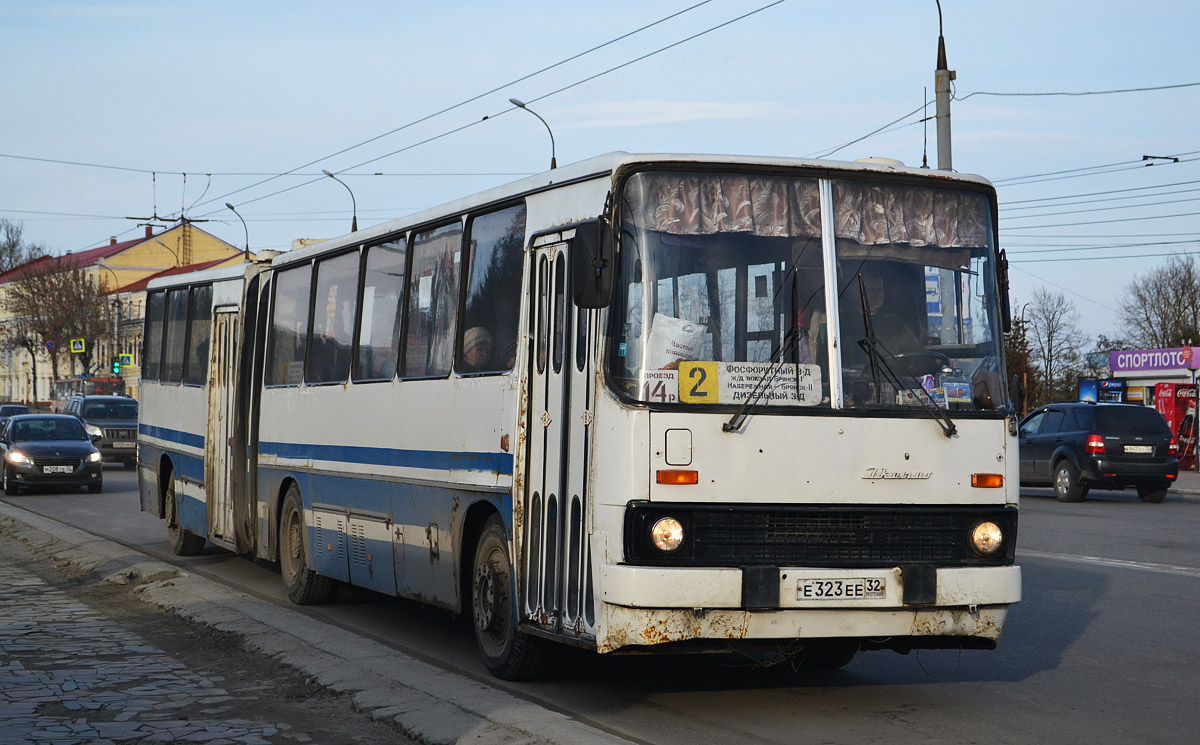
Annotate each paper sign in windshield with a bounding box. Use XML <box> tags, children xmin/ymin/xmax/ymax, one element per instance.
<box><xmin>677</xmin><ymin>361</ymin><xmax>822</xmax><ymax>406</ymax></box>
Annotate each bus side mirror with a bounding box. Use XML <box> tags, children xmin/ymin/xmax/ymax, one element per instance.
<box><xmin>572</xmin><ymin>218</ymin><xmax>614</xmax><ymax>309</ymax></box>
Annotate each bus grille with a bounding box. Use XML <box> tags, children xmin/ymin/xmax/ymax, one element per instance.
<box><xmin>624</xmin><ymin>504</ymin><xmax>1017</xmax><ymax>567</ymax></box>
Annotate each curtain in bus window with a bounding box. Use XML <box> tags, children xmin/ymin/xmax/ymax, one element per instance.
<box><xmin>184</xmin><ymin>285</ymin><xmax>212</xmax><ymax>386</ymax></box>
<box><xmin>142</xmin><ymin>291</ymin><xmax>165</xmax><ymax>381</ymax></box>
<box><xmin>355</xmin><ymin>238</ymin><xmax>407</xmax><ymax>382</ymax></box>
<box><xmin>309</xmin><ymin>251</ymin><xmax>360</xmax><ymax>384</ymax></box>
<box><xmin>624</xmin><ymin>172</ymin><xmax>822</xmax><ymax>238</ymax></box>
<box><xmin>161</xmin><ymin>288</ymin><xmax>189</xmax><ymax>383</ymax></box>
<box><xmin>831</xmin><ymin>182</ymin><xmax>989</xmax><ymax>268</ymax></box>
<box><xmin>459</xmin><ymin>204</ymin><xmax>526</xmax><ymax>374</ymax></box>
<box><xmin>266</xmin><ymin>265</ymin><xmax>312</xmax><ymax>386</ymax></box>
<box><xmin>403</xmin><ymin>222</ymin><xmax>462</xmax><ymax>377</ymax></box>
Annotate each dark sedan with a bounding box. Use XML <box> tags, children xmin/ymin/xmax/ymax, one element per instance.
<box><xmin>1</xmin><ymin>414</ymin><xmax>103</xmax><ymax>495</ymax></box>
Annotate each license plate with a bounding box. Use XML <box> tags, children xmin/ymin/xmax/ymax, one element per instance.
<box><xmin>42</xmin><ymin>465</ymin><xmax>73</xmax><ymax>474</ymax></box>
<box><xmin>1125</xmin><ymin>445</ymin><xmax>1153</xmax><ymax>454</ymax></box>
<box><xmin>796</xmin><ymin>577</ymin><xmax>885</xmax><ymax>600</ymax></box>
<box><xmin>112</xmin><ymin>442</ymin><xmax>136</xmax><ymax>448</ymax></box>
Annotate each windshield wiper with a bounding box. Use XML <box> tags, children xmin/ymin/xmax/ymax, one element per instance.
<box><xmin>722</xmin><ymin>326</ymin><xmax>800</xmax><ymax>433</ymax></box>
<box><xmin>856</xmin><ymin>276</ymin><xmax>957</xmax><ymax>438</ymax></box>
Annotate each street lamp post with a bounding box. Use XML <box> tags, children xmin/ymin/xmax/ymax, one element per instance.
<box><xmin>225</xmin><ymin>203</ymin><xmax>251</xmax><ymax>263</ymax></box>
<box><xmin>509</xmin><ymin>98</ymin><xmax>557</xmax><ymax>170</ymax></box>
<box><xmin>321</xmin><ymin>170</ymin><xmax>359</xmax><ymax>232</ymax></box>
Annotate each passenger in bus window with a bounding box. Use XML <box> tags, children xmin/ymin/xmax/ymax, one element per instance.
<box><xmin>462</xmin><ymin>327</ymin><xmax>494</xmax><ymax>372</ymax></box>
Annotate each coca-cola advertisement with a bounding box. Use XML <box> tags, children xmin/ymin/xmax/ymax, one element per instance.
<box><xmin>1155</xmin><ymin>383</ymin><xmax>1198</xmax><ymax>470</ymax></box>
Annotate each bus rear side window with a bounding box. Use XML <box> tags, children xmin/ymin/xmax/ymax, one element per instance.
<box><xmin>267</xmin><ymin>265</ymin><xmax>313</xmax><ymax>386</ymax></box>
<box><xmin>143</xmin><ymin>291</ymin><xmax>165</xmax><ymax>381</ymax></box>
<box><xmin>161</xmin><ymin>288</ymin><xmax>189</xmax><ymax>383</ymax></box>
<box><xmin>184</xmin><ymin>285</ymin><xmax>212</xmax><ymax>386</ymax></box>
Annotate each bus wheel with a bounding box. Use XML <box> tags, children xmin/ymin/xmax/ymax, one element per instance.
<box><xmin>165</xmin><ymin>477</ymin><xmax>206</xmax><ymax>555</ymax></box>
<box><xmin>472</xmin><ymin>514</ymin><xmax>547</xmax><ymax>680</ymax></box>
<box><xmin>279</xmin><ymin>484</ymin><xmax>335</xmax><ymax>605</ymax></box>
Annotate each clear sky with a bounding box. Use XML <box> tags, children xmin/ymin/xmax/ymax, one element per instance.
<box><xmin>2</xmin><ymin>1</ymin><xmax>1197</xmax><ymax>344</ymax></box>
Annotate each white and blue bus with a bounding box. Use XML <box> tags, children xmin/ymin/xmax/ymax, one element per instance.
<box><xmin>138</xmin><ymin>152</ymin><xmax>1020</xmax><ymax>679</ymax></box>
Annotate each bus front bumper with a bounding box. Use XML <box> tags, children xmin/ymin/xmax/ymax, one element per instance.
<box><xmin>595</xmin><ymin>564</ymin><xmax>1020</xmax><ymax>654</ymax></box>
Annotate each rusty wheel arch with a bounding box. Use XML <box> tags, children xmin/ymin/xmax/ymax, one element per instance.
<box><xmin>458</xmin><ymin>500</ymin><xmax>505</xmax><ymax>616</ymax></box>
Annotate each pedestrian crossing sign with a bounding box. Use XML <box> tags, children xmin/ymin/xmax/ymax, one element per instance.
<box><xmin>119</xmin><ymin>353</ymin><xmax>132</xmax><ymax>367</ymax></box>
<box><xmin>70</xmin><ymin>338</ymin><xmax>85</xmax><ymax>353</ymax></box>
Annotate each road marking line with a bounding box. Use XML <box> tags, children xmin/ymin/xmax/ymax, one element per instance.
<box><xmin>1021</xmin><ymin>549</ymin><xmax>1200</xmax><ymax>578</ymax></box>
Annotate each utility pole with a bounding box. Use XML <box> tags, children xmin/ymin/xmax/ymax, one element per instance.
<box><xmin>935</xmin><ymin>1</ymin><xmax>955</xmax><ymax>171</ymax></box>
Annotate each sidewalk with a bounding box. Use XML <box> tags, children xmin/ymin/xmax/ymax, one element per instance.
<box><xmin>1172</xmin><ymin>468</ymin><xmax>1200</xmax><ymax>496</ymax></box>
<box><xmin>0</xmin><ymin>503</ymin><xmax>633</xmax><ymax>745</ymax></box>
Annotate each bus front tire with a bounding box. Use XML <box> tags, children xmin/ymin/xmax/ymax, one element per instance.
<box><xmin>165</xmin><ymin>477</ymin><xmax>206</xmax><ymax>555</ymax></box>
<box><xmin>472</xmin><ymin>515</ymin><xmax>548</xmax><ymax>681</ymax></box>
<box><xmin>279</xmin><ymin>485</ymin><xmax>335</xmax><ymax>605</ymax></box>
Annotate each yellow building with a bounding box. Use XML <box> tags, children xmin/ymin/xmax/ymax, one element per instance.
<box><xmin>0</xmin><ymin>221</ymin><xmax>249</xmax><ymax>406</ymax></box>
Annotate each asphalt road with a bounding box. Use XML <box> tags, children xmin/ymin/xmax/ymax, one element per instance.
<box><xmin>4</xmin><ymin>466</ymin><xmax>1199</xmax><ymax>745</ymax></box>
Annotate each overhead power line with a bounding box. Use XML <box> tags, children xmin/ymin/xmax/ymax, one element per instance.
<box><xmin>204</xmin><ymin>0</ymin><xmax>789</xmax><ymax>216</ymax></box>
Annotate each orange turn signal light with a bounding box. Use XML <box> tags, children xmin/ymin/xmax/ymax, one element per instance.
<box><xmin>971</xmin><ymin>473</ymin><xmax>1004</xmax><ymax>488</ymax></box>
<box><xmin>656</xmin><ymin>469</ymin><xmax>699</xmax><ymax>485</ymax></box>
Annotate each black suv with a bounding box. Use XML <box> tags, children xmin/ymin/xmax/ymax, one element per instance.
<box><xmin>65</xmin><ymin>394</ymin><xmax>138</xmax><ymax>468</ymax></box>
<box><xmin>1019</xmin><ymin>402</ymin><xmax>1178</xmax><ymax>503</ymax></box>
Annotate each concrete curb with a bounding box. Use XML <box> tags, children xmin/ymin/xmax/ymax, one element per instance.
<box><xmin>0</xmin><ymin>503</ymin><xmax>633</xmax><ymax>745</ymax></box>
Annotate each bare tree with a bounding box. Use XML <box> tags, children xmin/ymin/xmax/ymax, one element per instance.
<box><xmin>1118</xmin><ymin>255</ymin><xmax>1200</xmax><ymax>348</ymax></box>
<box><xmin>1028</xmin><ymin>286</ymin><xmax>1086</xmax><ymax>406</ymax></box>
<box><xmin>4</xmin><ymin>256</ymin><xmax>108</xmax><ymax>383</ymax></box>
<box><xmin>1</xmin><ymin>218</ymin><xmax>46</xmax><ymax>273</ymax></box>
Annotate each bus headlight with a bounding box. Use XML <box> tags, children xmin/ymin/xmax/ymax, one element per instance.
<box><xmin>970</xmin><ymin>521</ymin><xmax>1004</xmax><ymax>557</ymax></box>
<box><xmin>651</xmin><ymin>517</ymin><xmax>684</xmax><ymax>553</ymax></box>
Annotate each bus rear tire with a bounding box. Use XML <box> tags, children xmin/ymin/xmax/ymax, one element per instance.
<box><xmin>472</xmin><ymin>514</ymin><xmax>548</xmax><ymax>681</ymax></box>
<box><xmin>165</xmin><ymin>476</ymin><xmax>206</xmax><ymax>555</ymax></box>
<box><xmin>279</xmin><ymin>484</ymin><xmax>335</xmax><ymax>605</ymax></box>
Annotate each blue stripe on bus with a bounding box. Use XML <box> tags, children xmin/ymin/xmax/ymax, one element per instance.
<box><xmin>258</xmin><ymin>441</ymin><xmax>514</xmax><ymax>475</ymax></box>
<box><xmin>139</xmin><ymin>423</ymin><xmax>206</xmax><ymax>450</ymax></box>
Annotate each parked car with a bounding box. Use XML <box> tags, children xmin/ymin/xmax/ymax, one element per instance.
<box><xmin>0</xmin><ymin>404</ymin><xmax>30</xmax><ymax>428</ymax></box>
<box><xmin>1019</xmin><ymin>402</ymin><xmax>1179</xmax><ymax>503</ymax></box>
<box><xmin>1</xmin><ymin>414</ymin><xmax>103</xmax><ymax>495</ymax></box>
<box><xmin>65</xmin><ymin>394</ymin><xmax>138</xmax><ymax>468</ymax></box>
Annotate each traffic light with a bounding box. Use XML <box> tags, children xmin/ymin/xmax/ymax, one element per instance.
<box><xmin>111</xmin><ymin>356</ymin><xmax>120</xmax><ymax>375</ymax></box>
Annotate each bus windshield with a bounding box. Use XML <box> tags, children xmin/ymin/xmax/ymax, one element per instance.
<box><xmin>608</xmin><ymin>169</ymin><xmax>1009</xmax><ymax>413</ymax></box>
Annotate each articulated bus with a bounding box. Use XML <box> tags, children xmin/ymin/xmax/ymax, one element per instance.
<box><xmin>138</xmin><ymin>152</ymin><xmax>1020</xmax><ymax>679</ymax></box>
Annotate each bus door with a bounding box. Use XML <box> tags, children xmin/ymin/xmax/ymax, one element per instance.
<box><xmin>205</xmin><ymin>308</ymin><xmax>240</xmax><ymax>549</ymax></box>
<box><xmin>524</xmin><ymin>237</ymin><xmax>595</xmax><ymax>638</ymax></box>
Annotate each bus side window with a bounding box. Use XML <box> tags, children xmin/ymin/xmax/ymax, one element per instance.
<box><xmin>403</xmin><ymin>221</ymin><xmax>463</xmax><ymax>378</ymax></box>
<box><xmin>458</xmin><ymin>203</ymin><xmax>525</xmax><ymax>374</ymax></box>
<box><xmin>354</xmin><ymin>238</ymin><xmax>408</xmax><ymax>382</ymax></box>
<box><xmin>183</xmin><ymin>284</ymin><xmax>212</xmax><ymax>386</ymax></box>
<box><xmin>161</xmin><ymin>287</ymin><xmax>190</xmax><ymax>384</ymax></box>
<box><xmin>267</xmin><ymin>264</ymin><xmax>313</xmax><ymax>387</ymax></box>
<box><xmin>143</xmin><ymin>290</ymin><xmax>165</xmax><ymax>381</ymax></box>
<box><xmin>308</xmin><ymin>250</ymin><xmax>360</xmax><ymax>385</ymax></box>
